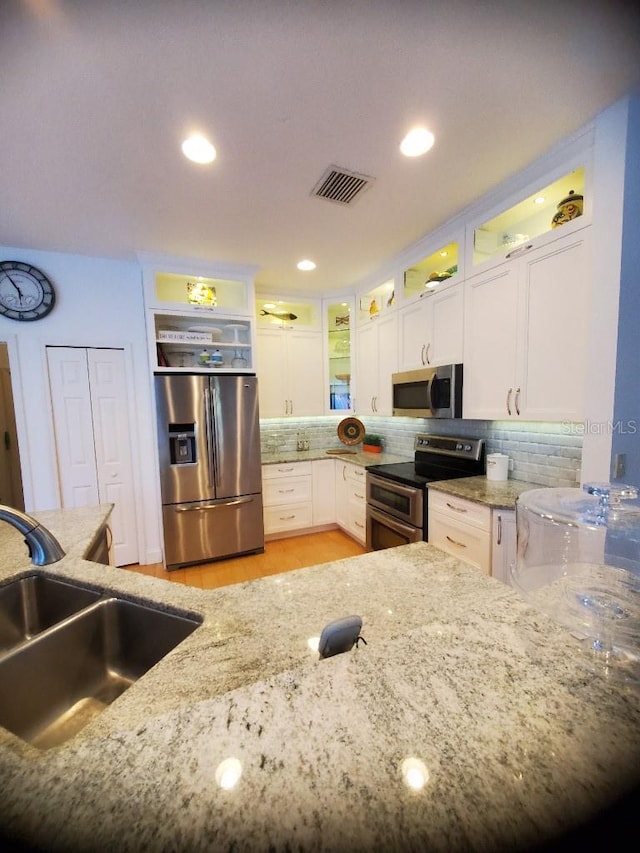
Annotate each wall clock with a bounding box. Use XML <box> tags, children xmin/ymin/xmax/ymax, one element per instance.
<box><xmin>0</xmin><ymin>261</ymin><xmax>56</xmax><ymax>321</ymax></box>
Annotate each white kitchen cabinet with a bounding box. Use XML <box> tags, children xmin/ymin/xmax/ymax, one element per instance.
<box><xmin>312</xmin><ymin>459</ymin><xmax>336</xmax><ymax>525</ymax></box>
<box><xmin>491</xmin><ymin>510</ymin><xmax>517</xmax><ymax>586</ymax></box>
<box><xmin>398</xmin><ymin>283</ymin><xmax>463</xmax><ymax>370</ymax></box>
<box><xmin>141</xmin><ymin>255</ymin><xmax>258</xmax><ymax>373</ymax></box>
<box><xmin>355</xmin><ymin>312</ymin><xmax>398</xmax><ymax>415</ymax></box>
<box><xmin>262</xmin><ymin>461</ymin><xmax>313</xmax><ymax>536</ymax></box>
<box><xmin>463</xmin><ymin>227</ymin><xmax>590</xmax><ymax>421</ymax></box>
<box><xmin>428</xmin><ymin>491</ymin><xmax>492</xmax><ymax>574</ymax></box>
<box><xmin>401</xmin><ymin>238</ymin><xmax>461</xmax><ymax>303</ymax></box>
<box><xmin>256</xmin><ymin>329</ymin><xmax>324</xmax><ymax>417</ymax></box>
<box><xmin>335</xmin><ymin>461</ymin><xmax>367</xmax><ymax>545</ymax></box>
<box><xmin>466</xmin><ymin>163</ymin><xmax>588</xmax><ymax>277</ymax></box>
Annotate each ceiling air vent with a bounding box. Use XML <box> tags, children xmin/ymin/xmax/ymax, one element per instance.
<box><xmin>311</xmin><ymin>165</ymin><xmax>374</xmax><ymax>205</ymax></box>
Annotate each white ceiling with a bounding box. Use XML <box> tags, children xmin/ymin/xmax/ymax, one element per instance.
<box><xmin>1</xmin><ymin>0</ymin><xmax>639</xmax><ymax>295</ymax></box>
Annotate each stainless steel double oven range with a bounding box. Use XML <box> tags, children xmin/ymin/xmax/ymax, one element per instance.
<box><xmin>366</xmin><ymin>434</ymin><xmax>485</xmax><ymax>550</ymax></box>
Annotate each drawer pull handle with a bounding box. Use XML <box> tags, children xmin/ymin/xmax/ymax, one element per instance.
<box><xmin>446</xmin><ymin>535</ymin><xmax>467</xmax><ymax>548</ymax></box>
<box><xmin>355</xmin><ymin>492</ymin><xmax>365</xmax><ymax>500</ymax></box>
<box><xmin>277</xmin><ymin>467</ymin><xmax>294</xmax><ymax>472</ymax></box>
<box><xmin>278</xmin><ymin>488</ymin><xmax>295</xmax><ymax>493</ymax></box>
<box><xmin>355</xmin><ymin>521</ymin><xmax>364</xmax><ymax>529</ymax></box>
<box><xmin>280</xmin><ymin>514</ymin><xmax>296</xmax><ymax>520</ymax></box>
<box><xmin>446</xmin><ymin>502</ymin><xmax>468</xmax><ymax>513</ymax></box>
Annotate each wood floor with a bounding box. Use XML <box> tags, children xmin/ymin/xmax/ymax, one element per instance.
<box><xmin>125</xmin><ymin>528</ymin><xmax>367</xmax><ymax>589</ymax></box>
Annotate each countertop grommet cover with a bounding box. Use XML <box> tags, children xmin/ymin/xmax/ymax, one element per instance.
<box><xmin>318</xmin><ymin>615</ymin><xmax>364</xmax><ymax>659</ymax></box>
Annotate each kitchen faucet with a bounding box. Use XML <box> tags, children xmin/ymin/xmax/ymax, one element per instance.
<box><xmin>0</xmin><ymin>504</ymin><xmax>65</xmax><ymax>565</ymax></box>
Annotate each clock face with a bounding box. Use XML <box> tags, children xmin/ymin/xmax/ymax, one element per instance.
<box><xmin>0</xmin><ymin>261</ymin><xmax>56</xmax><ymax>321</ymax></box>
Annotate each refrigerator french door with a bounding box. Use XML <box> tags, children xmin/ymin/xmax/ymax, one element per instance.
<box><xmin>155</xmin><ymin>373</ymin><xmax>264</xmax><ymax>569</ymax></box>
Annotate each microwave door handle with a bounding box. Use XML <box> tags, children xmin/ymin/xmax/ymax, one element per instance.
<box><xmin>427</xmin><ymin>374</ymin><xmax>437</xmax><ymax>414</ymax></box>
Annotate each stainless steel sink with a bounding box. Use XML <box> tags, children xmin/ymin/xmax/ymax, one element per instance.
<box><xmin>0</xmin><ymin>573</ymin><xmax>101</xmax><ymax>653</ymax></box>
<box><xmin>0</xmin><ymin>577</ymin><xmax>202</xmax><ymax>749</ymax></box>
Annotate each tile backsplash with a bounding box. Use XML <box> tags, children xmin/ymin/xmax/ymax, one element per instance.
<box><xmin>260</xmin><ymin>415</ymin><xmax>582</xmax><ymax>488</ymax></box>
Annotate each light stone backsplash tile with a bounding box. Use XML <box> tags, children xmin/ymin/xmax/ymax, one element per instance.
<box><xmin>260</xmin><ymin>415</ymin><xmax>582</xmax><ymax>487</ymax></box>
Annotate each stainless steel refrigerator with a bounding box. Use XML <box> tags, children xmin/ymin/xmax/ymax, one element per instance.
<box><xmin>154</xmin><ymin>373</ymin><xmax>264</xmax><ymax>569</ymax></box>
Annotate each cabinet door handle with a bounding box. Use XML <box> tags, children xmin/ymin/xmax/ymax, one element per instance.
<box><xmin>446</xmin><ymin>535</ymin><xmax>467</xmax><ymax>548</ymax></box>
<box><xmin>289</xmin><ymin>399</ymin><xmax>294</xmax><ymax>415</ymax></box>
<box><xmin>421</xmin><ymin>344</ymin><xmax>426</xmax><ymax>365</ymax></box>
<box><xmin>446</xmin><ymin>502</ymin><xmax>468</xmax><ymax>513</ymax></box>
<box><xmin>505</xmin><ymin>242</ymin><xmax>534</xmax><ymax>260</ymax></box>
<box><xmin>496</xmin><ymin>514</ymin><xmax>502</xmax><ymax>545</ymax></box>
<box><xmin>355</xmin><ymin>492</ymin><xmax>365</xmax><ymax>500</ymax></box>
<box><xmin>425</xmin><ymin>342</ymin><xmax>431</xmax><ymax>365</ymax></box>
<box><xmin>514</xmin><ymin>387</ymin><xmax>521</xmax><ymax>416</ymax></box>
<box><xmin>506</xmin><ymin>388</ymin><xmax>513</xmax><ymax>416</ymax></box>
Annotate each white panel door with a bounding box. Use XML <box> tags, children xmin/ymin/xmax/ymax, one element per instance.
<box><xmin>87</xmin><ymin>349</ymin><xmax>139</xmax><ymax>566</ymax></box>
<box><xmin>47</xmin><ymin>346</ymin><xmax>138</xmax><ymax>566</ymax></box>
<box><xmin>47</xmin><ymin>347</ymin><xmax>100</xmax><ymax>507</ymax></box>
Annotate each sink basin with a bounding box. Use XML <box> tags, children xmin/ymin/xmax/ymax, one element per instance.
<box><xmin>0</xmin><ymin>589</ymin><xmax>201</xmax><ymax>749</ymax></box>
<box><xmin>0</xmin><ymin>573</ymin><xmax>101</xmax><ymax>653</ymax></box>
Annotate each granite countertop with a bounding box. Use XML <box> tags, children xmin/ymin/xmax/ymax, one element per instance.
<box><xmin>260</xmin><ymin>448</ymin><xmax>411</xmax><ymax>467</ymax></box>
<box><xmin>1</xmin><ymin>507</ymin><xmax>639</xmax><ymax>851</ymax></box>
<box><xmin>429</xmin><ymin>476</ymin><xmax>542</xmax><ymax>510</ymax></box>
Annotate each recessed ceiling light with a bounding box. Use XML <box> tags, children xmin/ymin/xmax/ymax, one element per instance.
<box><xmin>400</xmin><ymin>127</ymin><xmax>435</xmax><ymax>157</ymax></box>
<box><xmin>297</xmin><ymin>259</ymin><xmax>316</xmax><ymax>271</ymax></box>
<box><xmin>181</xmin><ymin>134</ymin><xmax>216</xmax><ymax>164</ymax></box>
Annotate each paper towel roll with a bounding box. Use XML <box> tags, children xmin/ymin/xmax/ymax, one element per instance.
<box><xmin>486</xmin><ymin>453</ymin><xmax>509</xmax><ymax>481</ymax></box>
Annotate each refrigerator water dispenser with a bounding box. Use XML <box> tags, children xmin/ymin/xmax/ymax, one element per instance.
<box><xmin>168</xmin><ymin>424</ymin><xmax>196</xmax><ymax>465</ymax></box>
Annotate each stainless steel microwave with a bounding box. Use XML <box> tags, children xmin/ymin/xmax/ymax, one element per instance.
<box><xmin>392</xmin><ymin>364</ymin><xmax>463</xmax><ymax>418</ymax></box>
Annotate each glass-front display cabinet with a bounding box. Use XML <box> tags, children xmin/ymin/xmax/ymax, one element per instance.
<box><xmin>139</xmin><ymin>255</ymin><xmax>258</xmax><ymax>373</ymax></box>
<box><xmin>255</xmin><ymin>295</ymin><xmax>320</xmax><ymax>330</ymax></box>
<box><xmin>325</xmin><ymin>298</ymin><xmax>353</xmax><ymax>412</ymax></box>
<box><xmin>469</xmin><ymin>166</ymin><xmax>586</xmax><ymax>271</ymax></box>
<box><xmin>402</xmin><ymin>240</ymin><xmax>460</xmax><ymax>302</ymax></box>
<box><xmin>356</xmin><ymin>278</ymin><xmax>395</xmax><ymax>325</ymax></box>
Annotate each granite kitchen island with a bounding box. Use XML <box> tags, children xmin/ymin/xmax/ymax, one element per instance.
<box><xmin>1</xmin><ymin>507</ymin><xmax>639</xmax><ymax>852</ymax></box>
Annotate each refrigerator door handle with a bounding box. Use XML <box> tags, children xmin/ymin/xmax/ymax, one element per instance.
<box><xmin>211</xmin><ymin>384</ymin><xmax>222</xmax><ymax>487</ymax></box>
<box><xmin>175</xmin><ymin>496</ymin><xmax>255</xmax><ymax>512</ymax></box>
<box><xmin>204</xmin><ymin>386</ymin><xmax>216</xmax><ymax>489</ymax></box>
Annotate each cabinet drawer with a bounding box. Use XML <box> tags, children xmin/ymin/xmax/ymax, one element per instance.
<box><xmin>429</xmin><ymin>510</ymin><xmax>491</xmax><ymax>573</ymax></box>
<box><xmin>264</xmin><ymin>502</ymin><xmax>313</xmax><ymax>534</ymax></box>
<box><xmin>262</xmin><ymin>461</ymin><xmax>312</xmax><ymax>479</ymax></box>
<box><xmin>338</xmin><ymin>462</ymin><xmax>367</xmax><ymax>485</ymax></box>
<box><xmin>263</xmin><ymin>477</ymin><xmax>312</xmax><ymax>506</ymax></box>
<box><xmin>428</xmin><ymin>490</ymin><xmax>491</xmax><ymax>529</ymax></box>
<box><xmin>347</xmin><ymin>480</ymin><xmax>367</xmax><ymax>504</ymax></box>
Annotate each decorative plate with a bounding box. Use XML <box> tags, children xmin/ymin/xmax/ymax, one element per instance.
<box><xmin>337</xmin><ymin>417</ymin><xmax>365</xmax><ymax>446</ymax></box>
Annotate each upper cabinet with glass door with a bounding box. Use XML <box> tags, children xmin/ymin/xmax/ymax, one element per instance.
<box><xmin>355</xmin><ymin>278</ymin><xmax>396</xmax><ymax>326</ymax></box>
<box><xmin>255</xmin><ymin>295</ymin><xmax>321</xmax><ymax>331</ymax></box>
<box><xmin>401</xmin><ymin>239</ymin><xmax>461</xmax><ymax>304</ymax></box>
<box><xmin>467</xmin><ymin>165</ymin><xmax>588</xmax><ymax>276</ymax></box>
<box><xmin>325</xmin><ymin>298</ymin><xmax>353</xmax><ymax>413</ymax></box>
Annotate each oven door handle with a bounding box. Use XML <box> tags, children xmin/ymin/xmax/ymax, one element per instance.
<box><xmin>367</xmin><ymin>473</ymin><xmax>421</xmax><ymax>501</ymax></box>
<box><xmin>367</xmin><ymin>506</ymin><xmax>422</xmax><ymax>542</ymax></box>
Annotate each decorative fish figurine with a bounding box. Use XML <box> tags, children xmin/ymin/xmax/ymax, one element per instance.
<box><xmin>260</xmin><ymin>309</ymin><xmax>298</xmax><ymax>320</ymax></box>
